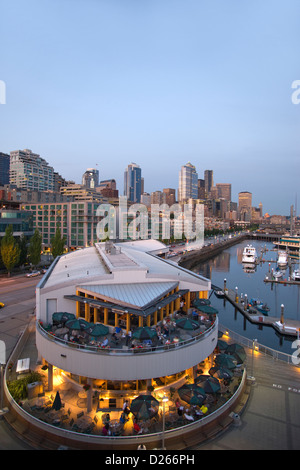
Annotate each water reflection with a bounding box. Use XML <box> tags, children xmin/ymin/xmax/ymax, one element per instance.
<box><xmin>191</xmin><ymin>240</ymin><xmax>300</xmax><ymax>354</ymax></box>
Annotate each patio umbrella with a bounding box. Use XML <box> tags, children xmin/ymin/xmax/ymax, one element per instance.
<box><xmin>52</xmin><ymin>312</ymin><xmax>76</xmax><ymax>325</ymax></box>
<box><xmin>132</xmin><ymin>326</ymin><xmax>157</xmax><ymax>341</ymax></box>
<box><xmin>196</xmin><ymin>305</ymin><xmax>218</xmax><ymax>314</ymax></box>
<box><xmin>85</xmin><ymin>323</ymin><xmax>109</xmax><ymax>337</ymax></box>
<box><xmin>65</xmin><ymin>318</ymin><xmax>90</xmax><ymax>331</ymax></box>
<box><xmin>52</xmin><ymin>391</ymin><xmax>62</xmax><ymax>411</ymax></box>
<box><xmin>178</xmin><ymin>384</ymin><xmax>206</xmax><ymax>405</ymax></box>
<box><xmin>175</xmin><ymin>318</ymin><xmax>199</xmax><ymax>330</ymax></box>
<box><xmin>209</xmin><ymin>366</ymin><xmax>234</xmax><ymax>381</ymax></box>
<box><xmin>195</xmin><ymin>375</ymin><xmax>221</xmax><ymax>394</ymax></box>
<box><xmin>130</xmin><ymin>395</ymin><xmax>159</xmax><ymax>420</ymax></box>
<box><xmin>217</xmin><ymin>339</ymin><xmax>228</xmax><ymax>352</ymax></box>
<box><xmin>193</xmin><ymin>299</ymin><xmax>211</xmax><ymax>307</ymax></box>
<box><xmin>215</xmin><ymin>354</ymin><xmax>237</xmax><ymax>370</ymax></box>
<box><xmin>226</xmin><ymin>343</ymin><xmax>246</xmax><ymax>364</ymax></box>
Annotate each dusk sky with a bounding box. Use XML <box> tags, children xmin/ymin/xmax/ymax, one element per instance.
<box><xmin>1</xmin><ymin>0</ymin><xmax>299</xmax><ymax>215</ymax></box>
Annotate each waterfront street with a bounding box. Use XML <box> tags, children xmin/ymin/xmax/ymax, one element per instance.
<box><xmin>0</xmin><ymin>274</ymin><xmax>39</xmax><ymax>360</ymax></box>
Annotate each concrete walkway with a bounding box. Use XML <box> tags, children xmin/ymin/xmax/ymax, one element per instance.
<box><xmin>189</xmin><ymin>350</ymin><xmax>300</xmax><ymax>450</ymax></box>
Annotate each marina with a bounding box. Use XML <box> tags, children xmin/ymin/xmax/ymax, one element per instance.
<box><xmin>187</xmin><ymin>238</ymin><xmax>300</xmax><ymax>355</ymax></box>
<box><xmin>220</xmin><ymin>287</ymin><xmax>300</xmax><ymax>338</ymax></box>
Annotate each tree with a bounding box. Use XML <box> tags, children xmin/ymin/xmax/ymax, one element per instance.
<box><xmin>28</xmin><ymin>229</ymin><xmax>42</xmax><ymax>268</ymax></box>
<box><xmin>1</xmin><ymin>225</ymin><xmax>20</xmax><ymax>277</ymax></box>
<box><xmin>50</xmin><ymin>226</ymin><xmax>66</xmax><ymax>259</ymax></box>
<box><xmin>17</xmin><ymin>233</ymin><xmax>28</xmax><ymax>267</ymax></box>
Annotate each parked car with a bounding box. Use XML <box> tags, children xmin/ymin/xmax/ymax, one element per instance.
<box><xmin>26</xmin><ymin>271</ymin><xmax>41</xmax><ymax>277</ymax></box>
<box><xmin>0</xmin><ymin>302</ymin><xmax>5</xmax><ymax>308</ymax></box>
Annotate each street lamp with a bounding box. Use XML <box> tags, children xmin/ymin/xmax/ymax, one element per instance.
<box><xmin>161</xmin><ymin>395</ymin><xmax>168</xmax><ymax>450</ymax></box>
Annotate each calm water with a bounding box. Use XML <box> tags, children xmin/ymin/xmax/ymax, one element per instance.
<box><xmin>191</xmin><ymin>239</ymin><xmax>300</xmax><ymax>355</ymax></box>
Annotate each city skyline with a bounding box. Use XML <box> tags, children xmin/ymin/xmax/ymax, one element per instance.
<box><xmin>1</xmin><ymin>0</ymin><xmax>299</xmax><ymax>215</ymax></box>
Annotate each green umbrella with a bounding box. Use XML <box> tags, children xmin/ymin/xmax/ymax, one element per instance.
<box><xmin>65</xmin><ymin>318</ymin><xmax>90</xmax><ymax>331</ymax></box>
<box><xmin>132</xmin><ymin>326</ymin><xmax>157</xmax><ymax>341</ymax></box>
<box><xmin>209</xmin><ymin>366</ymin><xmax>233</xmax><ymax>380</ymax></box>
<box><xmin>215</xmin><ymin>354</ymin><xmax>237</xmax><ymax>370</ymax></box>
<box><xmin>52</xmin><ymin>312</ymin><xmax>76</xmax><ymax>324</ymax></box>
<box><xmin>195</xmin><ymin>375</ymin><xmax>221</xmax><ymax>394</ymax></box>
<box><xmin>85</xmin><ymin>323</ymin><xmax>109</xmax><ymax>337</ymax></box>
<box><xmin>130</xmin><ymin>395</ymin><xmax>159</xmax><ymax>420</ymax></box>
<box><xmin>226</xmin><ymin>343</ymin><xmax>246</xmax><ymax>364</ymax></box>
<box><xmin>175</xmin><ymin>318</ymin><xmax>199</xmax><ymax>330</ymax></box>
<box><xmin>178</xmin><ymin>384</ymin><xmax>206</xmax><ymax>405</ymax></box>
<box><xmin>217</xmin><ymin>339</ymin><xmax>228</xmax><ymax>352</ymax></box>
<box><xmin>196</xmin><ymin>305</ymin><xmax>218</xmax><ymax>314</ymax></box>
<box><xmin>193</xmin><ymin>298</ymin><xmax>211</xmax><ymax>307</ymax></box>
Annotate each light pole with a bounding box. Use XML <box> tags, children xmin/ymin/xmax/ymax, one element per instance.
<box><xmin>161</xmin><ymin>395</ymin><xmax>168</xmax><ymax>450</ymax></box>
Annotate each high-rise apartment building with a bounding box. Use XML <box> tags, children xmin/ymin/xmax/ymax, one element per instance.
<box><xmin>10</xmin><ymin>149</ymin><xmax>54</xmax><ymax>191</ymax></box>
<box><xmin>178</xmin><ymin>162</ymin><xmax>198</xmax><ymax>203</ymax></box>
<box><xmin>124</xmin><ymin>163</ymin><xmax>142</xmax><ymax>203</ymax></box>
<box><xmin>82</xmin><ymin>168</ymin><xmax>99</xmax><ymax>189</ymax></box>
<box><xmin>0</xmin><ymin>152</ymin><xmax>10</xmax><ymax>185</ymax></box>
<box><xmin>204</xmin><ymin>170</ymin><xmax>213</xmax><ymax>196</ymax></box>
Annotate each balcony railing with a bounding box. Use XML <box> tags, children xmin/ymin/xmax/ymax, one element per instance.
<box><xmin>36</xmin><ymin>318</ymin><xmax>218</xmax><ymax>356</ymax></box>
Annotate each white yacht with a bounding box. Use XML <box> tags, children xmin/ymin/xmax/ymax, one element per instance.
<box><xmin>242</xmin><ymin>244</ymin><xmax>258</xmax><ymax>264</ymax></box>
<box><xmin>292</xmin><ymin>269</ymin><xmax>300</xmax><ymax>281</ymax></box>
<box><xmin>277</xmin><ymin>251</ymin><xmax>288</xmax><ymax>268</ymax></box>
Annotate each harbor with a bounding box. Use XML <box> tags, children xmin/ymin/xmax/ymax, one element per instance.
<box><xmin>181</xmin><ymin>238</ymin><xmax>300</xmax><ymax>355</ymax></box>
<box><xmin>219</xmin><ymin>287</ymin><xmax>300</xmax><ymax>338</ymax></box>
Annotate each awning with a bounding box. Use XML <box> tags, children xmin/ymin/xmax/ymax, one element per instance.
<box><xmin>64</xmin><ymin>288</ymin><xmax>189</xmax><ymax>318</ymax></box>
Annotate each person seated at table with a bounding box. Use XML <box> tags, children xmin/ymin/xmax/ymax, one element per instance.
<box><xmin>101</xmin><ymin>336</ymin><xmax>109</xmax><ymax>347</ymax></box>
<box><xmin>175</xmin><ymin>398</ymin><xmax>181</xmax><ymax>409</ymax></box>
<box><xmin>200</xmin><ymin>405</ymin><xmax>208</xmax><ymax>415</ymax></box>
<box><xmin>133</xmin><ymin>419</ymin><xmax>143</xmax><ymax>434</ymax></box>
<box><xmin>103</xmin><ymin>413</ymin><xmax>110</xmax><ymax>424</ymax></box>
<box><xmin>192</xmin><ymin>309</ymin><xmax>198</xmax><ymax>320</ymax></box>
<box><xmin>177</xmin><ymin>405</ymin><xmax>184</xmax><ymax>416</ymax></box>
<box><xmin>163</xmin><ymin>325</ymin><xmax>169</xmax><ymax>337</ymax></box>
<box><xmin>102</xmin><ymin>423</ymin><xmax>110</xmax><ymax>436</ymax></box>
<box><xmin>183</xmin><ymin>410</ymin><xmax>194</xmax><ymax>421</ymax></box>
<box><xmin>119</xmin><ymin>412</ymin><xmax>126</xmax><ymax>424</ymax></box>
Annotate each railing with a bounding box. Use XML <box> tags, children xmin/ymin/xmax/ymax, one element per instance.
<box><xmin>36</xmin><ymin>319</ymin><xmax>218</xmax><ymax>356</ymax></box>
<box><xmin>219</xmin><ymin>323</ymin><xmax>299</xmax><ymax>367</ymax></box>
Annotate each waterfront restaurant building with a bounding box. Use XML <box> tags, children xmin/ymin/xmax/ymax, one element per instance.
<box><xmin>36</xmin><ymin>240</ymin><xmax>217</xmax><ymax>407</ymax></box>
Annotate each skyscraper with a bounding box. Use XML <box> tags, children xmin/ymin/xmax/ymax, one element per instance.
<box><xmin>216</xmin><ymin>183</ymin><xmax>231</xmax><ymax>202</ymax></box>
<box><xmin>238</xmin><ymin>191</ymin><xmax>252</xmax><ymax>221</ymax></box>
<box><xmin>0</xmin><ymin>152</ymin><xmax>10</xmax><ymax>185</ymax></box>
<box><xmin>124</xmin><ymin>163</ymin><xmax>142</xmax><ymax>203</ymax></box>
<box><xmin>82</xmin><ymin>168</ymin><xmax>99</xmax><ymax>189</ymax></box>
<box><xmin>204</xmin><ymin>170</ymin><xmax>213</xmax><ymax>196</ymax></box>
<box><xmin>178</xmin><ymin>162</ymin><xmax>198</xmax><ymax>203</ymax></box>
<box><xmin>10</xmin><ymin>149</ymin><xmax>54</xmax><ymax>191</ymax></box>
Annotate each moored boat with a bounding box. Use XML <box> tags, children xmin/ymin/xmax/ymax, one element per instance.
<box><xmin>292</xmin><ymin>269</ymin><xmax>300</xmax><ymax>281</ymax></box>
<box><xmin>242</xmin><ymin>244</ymin><xmax>257</xmax><ymax>264</ymax></box>
<box><xmin>214</xmin><ymin>290</ymin><xmax>225</xmax><ymax>299</ymax></box>
<box><xmin>277</xmin><ymin>251</ymin><xmax>288</xmax><ymax>268</ymax></box>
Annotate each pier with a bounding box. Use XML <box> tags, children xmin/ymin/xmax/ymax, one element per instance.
<box><xmin>218</xmin><ymin>286</ymin><xmax>300</xmax><ymax>338</ymax></box>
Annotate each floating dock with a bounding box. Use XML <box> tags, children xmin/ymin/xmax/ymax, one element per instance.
<box><xmin>220</xmin><ymin>288</ymin><xmax>300</xmax><ymax>338</ymax></box>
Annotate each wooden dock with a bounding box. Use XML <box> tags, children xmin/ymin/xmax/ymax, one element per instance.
<box><xmin>264</xmin><ymin>277</ymin><xmax>300</xmax><ymax>286</ymax></box>
<box><xmin>222</xmin><ymin>289</ymin><xmax>300</xmax><ymax>338</ymax></box>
